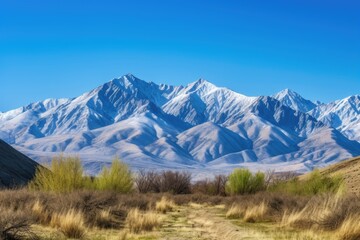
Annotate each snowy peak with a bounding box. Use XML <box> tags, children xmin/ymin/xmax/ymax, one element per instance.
<box><xmin>182</xmin><ymin>78</ymin><xmax>218</xmax><ymax>97</ymax></box>
<box><xmin>309</xmin><ymin>95</ymin><xmax>360</xmax><ymax>141</ymax></box>
<box><xmin>249</xmin><ymin>96</ymin><xmax>323</xmax><ymax>137</ymax></box>
<box><xmin>273</xmin><ymin>88</ymin><xmax>317</xmax><ymax>113</ymax></box>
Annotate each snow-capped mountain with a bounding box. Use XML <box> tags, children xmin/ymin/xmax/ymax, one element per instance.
<box><xmin>309</xmin><ymin>95</ymin><xmax>360</xmax><ymax>142</ymax></box>
<box><xmin>0</xmin><ymin>74</ymin><xmax>359</xmax><ymax>176</ymax></box>
<box><xmin>273</xmin><ymin>89</ymin><xmax>360</xmax><ymax>143</ymax></box>
<box><xmin>273</xmin><ymin>89</ymin><xmax>317</xmax><ymax>113</ymax></box>
<box><xmin>162</xmin><ymin>79</ymin><xmax>257</xmax><ymax>126</ymax></box>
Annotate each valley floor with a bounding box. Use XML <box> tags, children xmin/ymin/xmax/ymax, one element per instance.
<box><xmin>32</xmin><ymin>202</ymin><xmax>333</xmax><ymax>240</ymax></box>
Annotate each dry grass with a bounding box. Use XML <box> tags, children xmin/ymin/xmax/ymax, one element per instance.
<box><xmin>243</xmin><ymin>201</ymin><xmax>268</xmax><ymax>222</ymax></box>
<box><xmin>155</xmin><ymin>196</ymin><xmax>176</xmax><ymax>213</ymax></box>
<box><xmin>225</xmin><ymin>201</ymin><xmax>268</xmax><ymax>222</ymax></box>
<box><xmin>225</xmin><ymin>204</ymin><xmax>245</xmax><ymax>219</ymax></box>
<box><xmin>0</xmin><ymin>207</ymin><xmax>37</xmax><ymax>240</ymax></box>
<box><xmin>126</xmin><ymin>208</ymin><xmax>161</xmax><ymax>233</ymax></box>
<box><xmin>0</xmin><ymin>189</ymin><xmax>360</xmax><ymax>239</ymax></box>
<box><xmin>337</xmin><ymin>215</ymin><xmax>360</xmax><ymax>240</ymax></box>
<box><xmin>50</xmin><ymin>209</ymin><xmax>86</xmax><ymax>239</ymax></box>
<box><xmin>272</xmin><ymin>230</ymin><xmax>335</xmax><ymax>240</ymax></box>
<box><xmin>118</xmin><ymin>230</ymin><xmax>128</xmax><ymax>240</ymax></box>
<box><xmin>305</xmin><ymin>156</ymin><xmax>360</xmax><ymax>195</ymax></box>
<box><xmin>95</xmin><ymin>209</ymin><xmax>116</xmax><ymax>229</ymax></box>
<box><xmin>281</xmin><ymin>194</ymin><xmax>344</xmax><ymax>229</ymax></box>
<box><xmin>32</xmin><ymin>200</ymin><xmax>50</xmax><ymax>225</ymax></box>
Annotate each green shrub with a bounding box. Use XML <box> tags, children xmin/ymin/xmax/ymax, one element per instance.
<box><xmin>269</xmin><ymin>169</ymin><xmax>344</xmax><ymax>195</ymax></box>
<box><xmin>94</xmin><ymin>158</ymin><xmax>133</xmax><ymax>193</ymax></box>
<box><xmin>226</xmin><ymin>168</ymin><xmax>265</xmax><ymax>195</ymax></box>
<box><xmin>29</xmin><ymin>156</ymin><xmax>86</xmax><ymax>192</ymax></box>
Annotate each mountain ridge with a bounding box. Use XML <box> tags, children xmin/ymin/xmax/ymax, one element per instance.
<box><xmin>1</xmin><ymin>74</ymin><xmax>359</xmax><ymax>176</ymax></box>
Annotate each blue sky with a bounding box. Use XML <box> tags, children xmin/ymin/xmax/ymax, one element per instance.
<box><xmin>1</xmin><ymin>0</ymin><xmax>359</xmax><ymax>111</ymax></box>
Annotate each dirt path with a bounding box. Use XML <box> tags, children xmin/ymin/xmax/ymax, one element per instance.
<box><xmin>158</xmin><ymin>204</ymin><xmax>272</xmax><ymax>240</ymax></box>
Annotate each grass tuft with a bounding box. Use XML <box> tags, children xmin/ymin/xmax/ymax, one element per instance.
<box><xmin>155</xmin><ymin>196</ymin><xmax>176</xmax><ymax>213</ymax></box>
<box><xmin>337</xmin><ymin>215</ymin><xmax>360</xmax><ymax>240</ymax></box>
<box><xmin>243</xmin><ymin>201</ymin><xmax>268</xmax><ymax>223</ymax></box>
<box><xmin>225</xmin><ymin>204</ymin><xmax>245</xmax><ymax>219</ymax></box>
<box><xmin>51</xmin><ymin>209</ymin><xmax>86</xmax><ymax>239</ymax></box>
<box><xmin>126</xmin><ymin>208</ymin><xmax>161</xmax><ymax>233</ymax></box>
<box><xmin>32</xmin><ymin>199</ymin><xmax>50</xmax><ymax>225</ymax></box>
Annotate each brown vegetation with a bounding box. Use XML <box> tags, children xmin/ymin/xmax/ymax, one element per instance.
<box><xmin>136</xmin><ymin>170</ymin><xmax>192</xmax><ymax>194</ymax></box>
<box><xmin>125</xmin><ymin>208</ymin><xmax>162</xmax><ymax>233</ymax></box>
<box><xmin>2</xmin><ymin>155</ymin><xmax>360</xmax><ymax>239</ymax></box>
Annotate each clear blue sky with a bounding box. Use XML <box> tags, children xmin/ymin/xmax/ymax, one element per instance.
<box><xmin>1</xmin><ymin>0</ymin><xmax>359</xmax><ymax>111</ymax></box>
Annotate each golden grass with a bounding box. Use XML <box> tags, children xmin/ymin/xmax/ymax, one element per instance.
<box><xmin>225</xmin><ymin>204</ymin><xmax>245</xmax><ymax>219</ymax></box>
<box><xmin>32</xmin><ymin>199</ymin><xmax>50</xmax><ymax>224</ymax></box>
<box><xmin>225</xmin><ymin>201</ymin><xmax>268</xmax><ymax>222</ymax></box>
<box><xmin>243</xmin><ymin>201</ymin><xmax>268</xmax><ymax>222</ymax></box>
<box><xmin>272</xmin><ymin>230</ymin><xmax>335</xmax><ymax>240</ymax></box>
<box><xmin>126</xmin><ymin>208</ymin><xmax>161</xmax><ymax>233</ymax></box>
<box><xmin>118</xmin><ymin>230</ymin><xmax>128</xmax><ymax>240</ymax></box>
<box><xmin>50</xmin><ymin>209</ymin><xmax>86</xmax><ymax>239</ymax></box>
<box><xmin>281</xmin><ymin>195</ymin><xmax>341</xmax><ymax>229</ymax></box>
<box><xmin>337</xmin><ymin>215</ymin><xmax>360</xmax><ymax>240</ymax></box>
<box><xmin>155</xmin><ymin>196</ymin><xmax>176</xmax><ymax>213</ymax></box>
<box><xmin>95</xmin><ymin>208</ymin><xmax>114</xmax><ymax>229</ymax></box>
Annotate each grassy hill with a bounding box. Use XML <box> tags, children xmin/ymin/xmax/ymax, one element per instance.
<box><xmin>0</xmin><ymin>139</ymin><xmax>39</xmax><ymax>187</ymax></box>
<box><xmin>312</xmin><ymin>156</ymin><xmax>360</xmax><ymax>194</ymax></box>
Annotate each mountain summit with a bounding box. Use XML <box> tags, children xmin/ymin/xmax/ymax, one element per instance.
<box><xmin>0</xmin><ymin>74</ymin><xmax>359</xmax><ymax>176</ymax></box>
<box><xmin>273</xmin><ymin>88</ymin><xmax>317</xmax><ymax>113</ymax></box>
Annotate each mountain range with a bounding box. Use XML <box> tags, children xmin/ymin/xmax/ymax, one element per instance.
<box><xmin>0</xmin><ymin>74</ymin><xmax>359</xmax><ymax>176</ymax></box>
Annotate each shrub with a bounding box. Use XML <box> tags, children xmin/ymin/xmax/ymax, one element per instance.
<box><xmin>126</xmin><ymin>208</ymin><xmax>161</xmax><ymax>233</ymax></box>
<box><xmin>226</xmin><ymin>169</ymin><xmax>265</xmax><ymax>195</ymax></box>
<box><xmin>29</xmin><ymin>156</ymin><xmax>85</xmax><ymax>192</ymax></box>
<box><xmin>0</xmin><ymin>207</ymin><xmax>36</xmax><ymax>240</ymax></box>
<box><xmin>269</xmin><ymin>169</ymin><xmax>344</xmax><ymax>195</ymax></box>
<box><xmin>95</xmin><ymin>158</ymin><xmax>133</xmax><ymax>193</ymax></box>
<box><xmin>135</xmin><ymin>170</ymin><xmax>191</xmax><ymax>194</ymax></box>
<box><xmin>192</xmin><ymin>175</ymin><xmax>228</xmax><ymax>196</ymax></box>
<box><xmin>135</xmin><ymin>170</ymin><xmax>161</xmax><ymax>193</ymax></box>
<box><xmin>159</xmin><ymin>171</ymin><xmax>191</xmax><ymax>194</ymax></box>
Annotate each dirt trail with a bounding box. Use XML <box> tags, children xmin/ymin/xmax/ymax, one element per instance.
<box><xmin>159</xmin><ymin>204</ymin><xmax>272</xmax><ymax>240</ymax></box>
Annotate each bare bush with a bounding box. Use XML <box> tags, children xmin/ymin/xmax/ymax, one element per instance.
<box><xmin>0</xmin><ymin>208</ymin><xmax>37</xmax><ymax>240</ymax></box>
<box><xmin>159</xmin><ymin>171</ymin><xmax>191</xmax><ymax>194</ymax></box>
<box><xmin>135</xmin><ymin>170</ymin><xmax>191</xmax><ymax>194</ymax></box>
<box><xmin>135</xmin><ymin>170</ymin><xmax>161</xmax><ymax>193</ymax></box>
<box><xmin>192</xmin><ymin>175</ymin><xmax>228</xmax><ymax>196</ymax></box>
<box><xmin>265</xmin><ymin>170</ymin><xmax>298</xmax><ymax>188</ymax></box>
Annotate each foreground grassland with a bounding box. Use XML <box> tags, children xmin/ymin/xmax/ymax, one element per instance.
<box><xmin>1</xmin><ymin>190</ymin><xmax>359</xmax><ymax>240</ymax></box>
<box><xmin>2</xmin><ymin>156</ymin><xmax>360</xmax><ymax>240</ymax></box>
